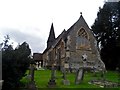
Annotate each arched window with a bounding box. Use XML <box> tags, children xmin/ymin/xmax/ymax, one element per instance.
<box><xmin>76</xmin><ymin>28</ymin><xmax>90</xmax><ymax>50</ymax></box>
<box><xmin>78</xmin><ymin>28</ymin><xmax>88</xmax><ymax>39</ymax></box>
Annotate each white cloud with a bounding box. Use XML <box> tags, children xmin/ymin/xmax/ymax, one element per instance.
<box><xmin>0</xmin><ymin>28</ymin><xmax>45</xmax><ymax>53</ymax></box>
<box><xmin>0</xmin><ymin>0</ymin><xmax>104</xmax><ymax>53</ymax></box>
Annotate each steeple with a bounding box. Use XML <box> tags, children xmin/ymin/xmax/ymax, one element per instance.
<box><xmin>47</xmin><ymin>23</ymin><xmax>56</xmax><ymax>48</ymax></box>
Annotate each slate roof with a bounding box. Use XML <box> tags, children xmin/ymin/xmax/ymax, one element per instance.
<box><xmin>33</xmin><ymin>53</ymin><xmax>43</xmax><ymax>61</ymax></box>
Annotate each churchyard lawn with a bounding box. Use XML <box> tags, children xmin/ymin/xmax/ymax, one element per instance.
<box><xmin>20</xmin><ymin>69</ymin><xmax>119</xmax><ymax>88</ymax></box>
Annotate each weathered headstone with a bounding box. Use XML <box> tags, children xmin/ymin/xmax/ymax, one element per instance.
<box><xmin>62</xmin><ymin>79</ymin><xmax>70</xmax><ymax>85</ymax></box>
<box><xmin>36</xmin><ymin>62</ymin><xmax>38</xmax><ymax>70</ymax></box>
<box><xmin>29</xmin><ymin>64</ymin><xmax>35</xmax><ymax>82</ymax></box>
<box><xmin>75</xmin><ymin>68</ymin><xmax>84</xmax><ymax>84</ymax></box>
<box><xmin>36</xmin><ymin>61</ymin><xmax>42</xmax><ymax>70</ymax></box>
<box><xmin>39</xmin><ymin>61</ymin><xmax>42</xmax><ymax>68</ymax></box>
<box><xmin>75</xmin><ymin>54</ymin><xmax>87</xmax><ymax>84</ymax></box>
<box><xmin>27</xmin><ymin>64</ymin><xmax>37</xmax><ymax>90</ymax></box>
<box><xmin>48</xmin><ymin>65</ymin><xmax>56</xmax><ymax>87</ymax></box>
<box><xmin>62</xmin><ymin>67</ymin><xmax>70</xmax><ymax>85</ymax></box>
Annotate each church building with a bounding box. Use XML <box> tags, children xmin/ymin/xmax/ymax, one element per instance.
<box><xmin>42</xmin><ymin>13</ymin><xmax>105</xmax><ymax>71</ymax></box>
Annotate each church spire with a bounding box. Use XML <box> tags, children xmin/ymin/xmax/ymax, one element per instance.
<box><xmin>47</xmin><ymin>23</ymin><xmax>55</xmax><ymax>48</ymax></box>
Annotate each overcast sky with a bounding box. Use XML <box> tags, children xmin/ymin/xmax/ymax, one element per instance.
<box><xmin>0</xmin><ymin>0</ymin><xmax>105</xmax><ymax>53</ymax></box>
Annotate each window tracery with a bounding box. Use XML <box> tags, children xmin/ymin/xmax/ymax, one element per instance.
<box><xmin>78</xmin><ymin>28</ymin><xmax>88</xmax><ymax>39</ymax></box>
<box><xmin>76</xmin><ymin>28</ymin><xmax>90</xmax><ymax>50</ymax></box>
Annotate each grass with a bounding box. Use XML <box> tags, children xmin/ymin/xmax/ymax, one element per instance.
<box><xmin>34</xmin><ymin>69</ymin><xmax>99</xmax><ymax>88</ymax></box>
<box><xmin>104</xmin><ymin>71</ymin><xmax>119</xmax><ymax>82</ymax></box>
<box><xmin>20</xmin><ymin>69</ymin><xmax>120</xmax><ymax>88</ymax></box>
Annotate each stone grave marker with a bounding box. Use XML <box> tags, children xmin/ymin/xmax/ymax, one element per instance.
<box><xmin>36</xmin><ymin>62</ymin><xmax>38</xmax><ymax>70</ymax></box>
<box><xmin>62</xmin><ymin>65</ymin><xmax>70</xmax><ymax>85</ymax></box>
<box><xmin>75</xmin><ymin>68</ymin><xmax>84</xmax><ymax>84</ymax></box>
<box><xmin>75</xmin><ymin>54</ymin><xmax>87</xmax><ymax>84</ymax></box>
<box><xmin>27</xmin><ymin>64</ymin><xmax>37</xmax><ymax>90</ymax></box>
<box><xmin>48</xmin><ymin>65</ymin><xmax>56</xmax><ymax>87</ymax></box>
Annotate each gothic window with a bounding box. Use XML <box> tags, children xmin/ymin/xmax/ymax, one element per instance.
<box><xmin>78</xmin><ymin>28</ymin><xmax>88</xmax><ymax>39</ymax></box>
<box><xmin>76</xmin><ymin>28</ymin><xmax>90</xmax><ymax>50</ymax></box>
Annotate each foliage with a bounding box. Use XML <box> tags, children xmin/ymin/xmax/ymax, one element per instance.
<box><xmin>91</xmin><ymin>2</ymin><xmax>120</xmax><ymax>70</ymax></box>
<box><xmin>2</xmin><ymin>35</ymin><xmax>31</xmax><ymax>90</ymax></box>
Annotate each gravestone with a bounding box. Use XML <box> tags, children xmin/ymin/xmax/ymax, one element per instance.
<box><xmin>62</xmin><ymin>67</ymin><xmax>70</xmax><ymax>85</ymax></box>
<box><xmin>36</xmin><ymin>62</ymin><xmax>38</xmax><ymax>70</ymax></box>
<box><xmin>27</xmin><ymin>64</ymin><xmax>37</xmax><ymax>90</ymax></box>
<box><xmin>36</xmin><ymin>62</ymin><xmax>41</xmax><ymax>70</ymax></box>
<box><xmin>36</xmin><ymin>62</ymin><xmax>42</xmax><ymax>70</ymax></box>
<box><xmin>75</xmin><ymin>68</ymin><xmax>84</xmax><ymax>84</ymax></box>
<box><xmin>39</xmin><ymin>61</ymin><xmax>41</xmax><ymax>68</ymax></box>
<box><xmin>75</xmin><ymin>54</ymin><xmax>87</xmax><ymax>84</ymax></box>
<box><xmin>48</xmin><ymin>65</ymin><xmax>56</xmax><ymax>87</ymax></box>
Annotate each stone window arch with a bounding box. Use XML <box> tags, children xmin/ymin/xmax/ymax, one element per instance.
<box><xmin>78</xmin><ymin>28</ymin><xmax>88</xmax><ymax>39</ymax></box>
<box><xmin>76</xmin><ymin>28</ymin><xmax>90</xmax><ymax>50</ymax></box>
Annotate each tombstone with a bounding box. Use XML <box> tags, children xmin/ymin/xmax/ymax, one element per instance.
<box><xmin>28</xmin><ymin>64</ymin><xmax>37</xmax><ymax>90</ymax></box>
<box><xmin>36</xmin><ymin>62</ymin><xmax>39</xmax><ymax>70</ymax></box>
<box><xmin>75</xmin><ymin>68</ymin><xmax>84</xmax><ymax>84</ymax></box>
<box><xmin>36</xmin><ymin>61</ymin><xmax>42</xmax><ymax>70</ymax></box>
<box><xmin>74</xmin><ymin>53</ymin><xmax>87</xmax><ymax>84</ymax></box>
<box><xmin>29</xmin><ymin>64</ymin><xmax>35</xmax><ymax>82</ymax></box>
<box><xmin>48</xmin><ymin>65</ymin><xmax>56</xmax><ymax>87</ymax></box>
<box><xmin>39</xmin><ymin>61</ymin><xmax>41</xmax><ymax>68</ymax></box>
<box><xmin>62</xmin><ymin>67</ymin><xmax>70</xmax><ymax>85</ymax></box>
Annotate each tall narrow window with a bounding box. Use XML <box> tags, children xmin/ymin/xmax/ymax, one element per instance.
<box><xmin>76</xmin><ymin>28</ymin><xmax>90</xmax><ymax>50</ymax></box>
<box><xmin>61</xmin><ymin>41</ymin><xmax>65</xmax><ymax>58</ymax></box>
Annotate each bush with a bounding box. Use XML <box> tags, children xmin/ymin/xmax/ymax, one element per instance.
<box><xmin>2</xmin><ymin>38</ymin><xmax>31</xmax><ymax>90</ymax></box>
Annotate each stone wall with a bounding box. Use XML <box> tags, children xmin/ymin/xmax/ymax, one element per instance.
<box><xmin>42</xmin><ymin>15</ymin><xmax>105</xmax><ymax>72</ymax></box>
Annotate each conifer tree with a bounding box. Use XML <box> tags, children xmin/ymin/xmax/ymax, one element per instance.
<box><xmin>91</xmin><ymin>2</ymin><xmax>120</xmax><ymax>70</ymax></box>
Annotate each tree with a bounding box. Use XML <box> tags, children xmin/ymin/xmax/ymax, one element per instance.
<box><xmin>2</xmin><ymin>35</ymin><xmax>31</xmax><ymax>90</ymax></box>
<box><xmin>91</xmin><ymin>2</ymin><xmax>120</xmax><ymax>70</ymax></box>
